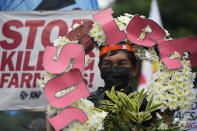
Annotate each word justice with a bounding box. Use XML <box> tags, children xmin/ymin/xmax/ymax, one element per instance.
<box><xmin>43</xmin><ymin>8</ymin><xmax>197</xmax><ymax>131</ymax></box>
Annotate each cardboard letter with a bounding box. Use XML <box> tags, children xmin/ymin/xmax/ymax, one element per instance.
<box><xmin>126</xmin><ymin>15</ymin><xmax>165</xmax><ymax>47</ymax></box>
<box><xmin>47</xmin><ymin>107</ymin><xmax>88</xmax><ymax>131</ymax></box>
<box><xmin>43</xmin><ymin>43</ymin><xmax>85</xmax><ymax>74</ymax></box>
<box><xmin>45</xmin><ymin>68</ymin><xmax>90</xmax><ymax>108</ymax></box>
<box><xmin>158</xmin><ymin>36</ymin><xmax>197</xmax><ymax>69</ymax></box>
<box><xmin>93</xmin><ymin>8</ymin><xmax>126</xmax><ymax>45</ymax></box>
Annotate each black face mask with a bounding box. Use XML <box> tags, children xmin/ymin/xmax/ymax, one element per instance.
<box><xmin>101</xmin><ymin>66</ymin><xmax>131</xmax><ymax>91</ymax></box>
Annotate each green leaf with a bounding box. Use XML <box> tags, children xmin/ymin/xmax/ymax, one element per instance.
<box><xmin>90</xmin><ymin>107</ymin><xmax>104</xmax><ymax>112</ymax></box>
<box><xmin>114</xmin><ymin>100</ymin><xmax>123</xmax><ymax>109</ymax></box>
<box><xmin>111</xmin><ymin>86</ymin><xmax>117</xmax><ymax>98</ymax></box>
<box><xmin>126</xmin><ymin>110</ymin><xmax>138</xmax><ymax>123</ymax></box>
<box><xmin>128</xmin><ymin>91</ymin><xmax>138</xmax><ymax>98</ymax></box>
<box><xmin>147</xmin><ymin>103</ymin><xmax>163</xmax><ymax>113</ymax></box>
<box><xmin>136</xmin><ymin>89</ymin><xmax>147</xmax><ymax>111</ymax></box>
<box><xmin>146</xmin><ymin>94</ymin><xmax>154</xmax><ymax>111</ymax></box>
<box><xmin>142</xmin><ymin>113</ymin><xmax>152</xmax><ymax>121</ymax></box>
<box><xmin>105</xmin><ymin>90</ymin><xmax>117</xmax><ymax>103</ymax></box>
<box><xmin>99</xmin><ymin>100</ymin><xmax>114</xmax><ymax>106</ymax></box>
<box><xmin>117</xmin><ymin>92</ymin><xmax>130</xmax><ymax>107</ymax></box>
<box><xmin>128</xmin><ymin>99</ymin><xmax>138</xmax><ymax>113</ymax></box>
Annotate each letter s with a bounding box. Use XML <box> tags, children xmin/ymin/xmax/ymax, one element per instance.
<box><xmin>0</xmin><ymin>20</ymin><xmax>23</xmax><ymax>50</ymax></box>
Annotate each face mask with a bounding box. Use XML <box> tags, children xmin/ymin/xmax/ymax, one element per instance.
<box><xmin>101</xmin><ymin>66</ymin><xmax>131</xmax><ymax>91</ymax></box>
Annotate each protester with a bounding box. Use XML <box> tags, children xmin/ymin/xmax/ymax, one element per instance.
<box><xmin>87</xmin><ymin>41</ymin><xmax>140</xmax><ymax>107</ymax></box>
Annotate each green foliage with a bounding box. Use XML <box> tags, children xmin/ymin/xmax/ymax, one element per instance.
<box><xmin>99</xmin><ymin>87</ymin><xmax>163</xmax><ymax>130</ymax></box>
<box><xmin>99</xmin><ymin>87</ymin><xmax>187</xmax><ymax>131</ymax></box>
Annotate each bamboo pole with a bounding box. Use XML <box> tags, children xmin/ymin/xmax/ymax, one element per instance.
<box><xmin>46</xmin><ymin>119</ymin><xmax>54</xmax><ymax>131</ymax></box>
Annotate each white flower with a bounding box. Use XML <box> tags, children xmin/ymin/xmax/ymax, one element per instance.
<box><xmin>161</xmin><ymin>92</ymin><xmax>168</xmax><ymax>99</ymax></box>
<box><xmin>89</xmin><ymin>28</ymin><xmax>99</xmax><ymax>37</ymax></box>
<box><xmin>138</xmin><ymin>25</ymin><xmax>152</xmax><ymax>41</ymax></box>
<box><xmin>89</xmin><ymin>21</ymin><xmax>106</xmax><ymax>46</ymax></box>
<box><xmin>181</xmin><ymin>82</ymin><xmax>187</xmax><ymax>89</ymax></box>
<box><xmin>144</xmin><ymin>25</ymin><xmax>152</xmax><ymax>33</ymax></box>
<box><xmin>181</xmin><ymin>59</ymin><xmax>190</xmax><ymax>67</ymax></box>
<box><xmin>169</xmin><ymin>101</ymin><xmax>177</xmax><ymax>110</ymax></box>
<box><xmin>174</xmin><ymin>87</ymin><xmax>181</xmax><ymax>94</ymax></box>
<box><xmin>182</xmin><ymin>97</ymin><xmax>188</xmax><ymax>103</ymax></box>
<box><xmin>124</xmin><ymin>13</ymin><xmax>134</xmax><ymax>18</ymax></box>
<box><xmin>179</xmin><ymin>116</ymin><xmax>189</xmax><ymax>129</ymax></box>
<box><xmin>172</xmin><ymin>118</ymin><xmax>180</xmax><ymax>124</ymax></box>
<box><xmin>147</xmin><ymin>56</ymin><xmax>196</xmax><ymax>111</ymax></box>
<box><xmin>182</xmin><ymin>104</ymin><xmax>190</xmax><ymax>110</ymax></box>
<box><xmin>164</xmin><ymin>29</ymin><xmax>170</xmax><ymax>36</ymax></box>
<box><xmin>182</xmin><ymin>89</ymin><xmax>188</xmax><ymax>95</ymax></box>
<box><xmin>169</xmin><ymin>95</ymin><xmax>176</xmax><ymax>101</ymax></box>
<box><xmin>164</xmin><ymin>37</ymin><xmax>173</xmax><ymax>41</ymax></box>
<box><xmin>183</xmin><ymin>66</ymin><xmax>191</xmax><ymax>75</ymax></box>
<box><xmin>85</xmin><ymin>55</ymin><xmax>92</xmax><ymax>67</ymax></box>
<box><xmin>169</xmin><ymin>81</ymin><xmax>177</xmax><ymax>88</ymax></box>
<box><xmin>95</xmin><ymin>34</ymin><xmax>106</xmax><ymax>43</ymax></box>
<box><xmin>159</xmin><ymin>123</ymin><xmax>168</xmax><ymax>130</ymax></box>
<box><xmin>36</xmin><ymin>79</ymin><xmax>45</xmax><ymax>91</ymax></box>
<box><xmin>55</xmin><ymin>91</ymin><xmax>64</xmax><ymax>97</ymax></box>
<box><xmin>176</xmin><ymin>97</ymin><xmax>182</xmax><ymax>103</ymax></box>
<box><xmin>55</xmin><ymin>86</ymin><xmax>77</xmax><ymax>98</ymax></box>
<box><xmin>115</xmin><ymin>19</ymin><xmax>126</xmax><ymax>31</ymax></box>
<box><xmin>54</xmin><ymin>36</ymin><xmax>69</xmax><ymax>48</ymax></box>
<box><xmin>174</xmin><ymin>51</ymin><xmax>180</xmax><ymax>58</ymax></box>
<box><xmin>182</xmin><ymin>52</ymin><xmax>190</xmax><ymax>59</ymax></box>
<box><xmin>117</xmin><ymin>15</ymin><xmax>131</xmax><ymax>25</ymax></box>
<box><xmin>154</xmin><ymin>95</ymin><xmax>162</xmax><ymax>104</ymax></box>
<box><xmin>43</xmin><ymin>72</ymin><xmax>56</xmax><ymax>83</ymax></box>
<box><xmin>160</xmin><ymin>72</ymin><xmax>168</xmax><ymax>79</ymax></box>
<box><xmin>140</xmin><ymin>15</ymin><xmax>146</xmax><ymax>18</ymax></box>
<box><xmin>46</xmin><ymin>105</ymin><xmax>57</xmax><ymax>117</ymax></box>
<box><xmin>169</xmin><ymin>54</ymin><xmax>176</xmax><ymax>59</ymax></box>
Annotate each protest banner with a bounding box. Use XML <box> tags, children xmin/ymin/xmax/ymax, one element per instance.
<box><xmin>0</xmin><ymin>10</ymin><xmax>103</xmax><ymax>110</ymax></box>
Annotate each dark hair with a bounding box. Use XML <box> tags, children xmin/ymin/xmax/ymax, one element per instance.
<box><xmin>98</xmin><ymin>43</ymin><xmax>138</xmax><ymax>69</ymax></box>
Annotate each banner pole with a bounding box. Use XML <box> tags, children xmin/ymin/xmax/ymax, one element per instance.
<box><xmin>46</xmin><ymin>119</ymin><xmax>54</xmax><ymax>131</ymax></box>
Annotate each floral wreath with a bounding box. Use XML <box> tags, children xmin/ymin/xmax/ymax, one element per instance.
<box><xmin>38</xmin><ymin>12</ymin><xmax>197</xmax><ymax>130</ymax></box>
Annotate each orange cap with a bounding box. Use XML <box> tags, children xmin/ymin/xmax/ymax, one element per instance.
<box><xmin>99</xmin><ymin>43</ymin><xmax>134</xmax><ymax>57</ymax></box>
